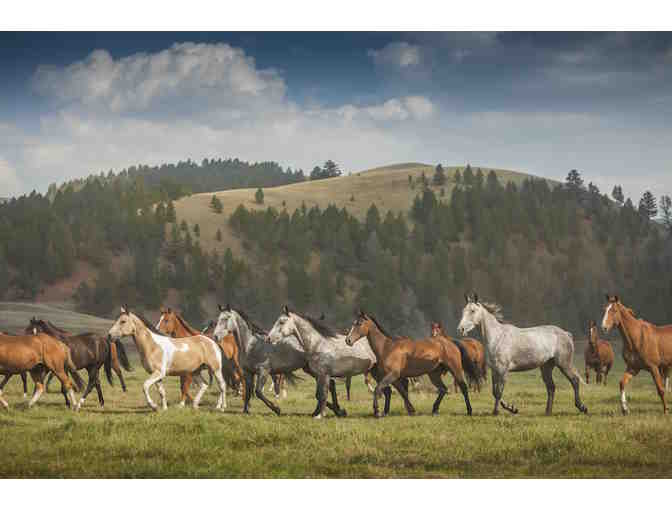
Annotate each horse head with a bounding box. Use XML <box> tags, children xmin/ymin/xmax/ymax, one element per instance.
<box><xmin>601</xmin><ymin>295</ymin><xmax>621</xmax><ymax>332</ymax></box>
<box><xmin>345</xmin><ymin>310</ymin><xmax>371</xmax><ymax>346</ymax></box>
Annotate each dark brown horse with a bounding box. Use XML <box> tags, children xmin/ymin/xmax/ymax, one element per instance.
<box><xmin>345</xmin><ymin>311</ymin><xmax>473</xmax><ymax>417</ymax></box>
<box><xmin>584</xmin><ymin>320</ymin><xmax>614</xmax><ymax>385</ymax></box>
<box><xmin>431</xmin><ymin>322</ymin><xmax>487</xmax><ymax>393</ymax></box>
<box><xmin>0</xmin><ymin>331</ymin><xmax>81</xmax><ymax>409</ymax></box>
<box><xmin>156</xmin><ymin>308</ymin><xmax>243</xmax><ymax>405</ymax></box>
<box><xmin>27</xmin><ymin>318</ymin><xmax>130</xmax><ymax>411</ymax></box>
<box><xmin>602</xmin><ymin>295</ymin><xmax>672</xmax><ymax>414</ymax></box>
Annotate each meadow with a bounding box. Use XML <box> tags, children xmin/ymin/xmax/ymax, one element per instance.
<box><xmin>0</xmin><ymin>350</ymin><xmax>670</xmax><ymax>478</ymax></box>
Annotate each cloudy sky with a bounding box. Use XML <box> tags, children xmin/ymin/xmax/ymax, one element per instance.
<box><xmin>1</xmin><ymin>31</ymin><xmax>671</xmax><ymax>203</ymax></box>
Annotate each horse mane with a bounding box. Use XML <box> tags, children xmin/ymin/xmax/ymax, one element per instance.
<box><xmin>174</xmin><ymin>313</ymin><xmax>200</xmax><ymax>336</ymax></box>
<box><xmin>479</xmin><ymin>301</ymin><xmax>505</xmax><ymax>322</ymax></box>
<box><xmin>132</xmin><ymin>312</ymin><xmax>163</xmax><ymax>335</ymax></box>
<box><xmin>33</xmin><ymin>319</ymin><xmax>68</xmax><ymax>339</ymax></box>
<box><xmin>47</xmin><ymin>320</ymin><xmax>70</xmax><ymax>334</ymax></box>
<box><xmin>366</xmin><ymin>314</ymin><xmax>395</xmax><ymax>340</ymax></box>
<box><xmin>233</xmin><ymin>308</ymin><xmax>267</xmax><ymax>336</ymax></box>
<box><xmin>291</xmin><ymin>310</ymin><xmax>338</xmax><ymax>338</ymax></box>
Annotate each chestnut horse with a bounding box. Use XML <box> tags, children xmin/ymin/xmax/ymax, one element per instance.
<box><xmin>431</xmin><ymin>322</ymin><xmax>487</xmax><ymax>392</ymax></box>
<box><xmin>157</xmin><ymin>308</ymin><xmax>243</xmax><ymax>406</ymax></box>
<box><xmin>602</xmin><ymin>295</ymin><xmax>672</xmax><ymax>414</ymax></box>
<box><xmin>345</xmin><ymin>311</ymin><xmax>473</xmax><ymax>417</ymax></box>
<box><xmin>0</xmin><ymin>331</ymin><xmax>29</xmax><ymax>398</ymax></box>
<box><xmin>109</xmin><ymin>307</ymin><xmax>227</xmax><ymax>411</ymax></box>
<box><xmin>0</xmin><ymin>331</ymin><xmax>80</xmax><ymax>410</ymax></box>
<box><xmin>584</xmin><ymin>320</ymin><xmax>614</xmax><ymax>385</ymax></box>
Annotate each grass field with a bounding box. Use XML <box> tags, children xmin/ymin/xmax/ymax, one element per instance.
<box><xmin>173</xmin><ymin>163</ymin><xmax>551</xmax><ymax>257</ymax></box>
<box><xmin>0</xmin><ymin>348</ymin><xmax>671</xmax><ymax>478</ymax></box>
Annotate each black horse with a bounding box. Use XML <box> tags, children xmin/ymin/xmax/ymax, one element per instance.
<box><xmin>26</xmin><ymin>318</ymin><xmax>132</xmax><ymax>410</ymax></box>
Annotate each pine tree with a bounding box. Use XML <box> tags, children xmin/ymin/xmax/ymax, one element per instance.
<box><xmin>193</xmin><ymin>223</ymin><xmax>200</xmax><ymax>238</ymax></box>
<box><xmin>611</xmin><ymin>185</ymin><xmax>624</xmax><ymax>204</ymax></box>
<box><xmin>255</xmin><ymin>188</ymin><xmax>264</xmax><ymax>204</ymax></box>
<box><xmin>210</xmin><ymin>195</ymin><xmax>223</xmax><ymax>214</ymax></box>
<box><xmin>463</xmin><ymin>165</ymin><xmax>474</xmax><ymax>187</ymax></box>
<box><xmin>660</xmin><ymin>195</ymin><xmax>672</xmax><ymax>236</ymax></box>
<box><xmin>638</xmin><ymin>191</ymin><xmax>657</xmax><ymax>219</ymax></box>
<box><xmin>565</xmin><ymin>169</ymin><xmax>584</xmax><ymax>192</ymax></box>
<box><xmin>432</xmin><ymin>164</ymin><xmax>446</xmax><ymax>186</ymax></box>
<box><xmin>454</xmin><ymin>169</ymin><xmax>462</xmax><ymax>187</ymax></box>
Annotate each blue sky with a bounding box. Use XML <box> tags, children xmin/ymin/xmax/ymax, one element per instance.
<box><xmin>1</xmin><ymin>31</ymin><xmax>671</xmax><ymax>203</ymax></box>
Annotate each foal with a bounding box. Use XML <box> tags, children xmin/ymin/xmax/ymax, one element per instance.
<box><xmin>345</xmin><ymin>311</ymin><xmax>473</xmax><ymax>417</ymax></box>
<box><xmin>584</xmin><ymin>320</ymin><xmax>614</xmax><ymax>385</ymax></box>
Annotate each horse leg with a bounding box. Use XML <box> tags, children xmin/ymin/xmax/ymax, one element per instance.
<box><xmin>365</xmin><ymin>371</ymin><xmax>375</xmax><ymax>392</ymax></box>
<box><xmin>603</xmin><ymin>364</ymin><xmax>611</xmax><ymax>386</ymax></box>
<box><xmin>142</xmin><ymin>371</ymin><xmax>163</xmax><ymax>411</ymax></box>
<box><xmin>540</xmin><ymin>360</ymin><xmax>556</xmax><ymax>416</ymax></box>
<box><xmin>191</xmin><ymin>372</ymin><xmax>209</xmax><ymax>410</ymax></box>
<box><xmin>51</xmin><ymin>366</ymin><xmax>76</xmax><ymax>411</ymax></box>
<box><xmin>374</xmin><ymin>372</ymin><xmax>398</xmax><ymax>418</ymax></box>
<box><xmin>94</xmin><ymin>371</ymin><xmax>105</xmax><ymax>408</ymax></box>
<box><xmin>383</xmin><ymin>386</ymin><xmax>392</xmax><ymax>416</ymax></box>
<box><xmin>27</xmin><ymin>367</ymin><xmax>46</xmax><ymax>409</ymax></box>
<box><xmin>0</xmin><ymin>374</ymin><xmax>11</xmax><ymax>409</ymax></box>
<box><xmin>75</xmin><ymin>366</ymin><xmax>98</xmax><ymax>412</ymax></box>
<box><xmin>585</xmin><ymin>364</ymin><xmax>590</xmax><ymax>385</ymax></box>
<box><xmin>328</xmin><ymin>379</ymin><xmax>347</xmax><ymax>417</ymax></box>
<box><xmin>242</xmin><ymin>372</ymin><xmax>254</xmax><ymax>414</ymax></box>
<box><xmin>255</xmin><ymin>370</ymin><xmax>281</xmax><ymax>416</ymax></box>
<box><xmin>20</xmin><ymin>372</ymin><xmax>28</xmax><ymax>398</ymax></box>
<box><xmin>557</xmin><ymin>364</ymin><xmax>588</xmax><ymax>414</ymax></box>
<box><xmin>392</xmin><ymin>378</ymin><xmax>416</xmax><ymax>416</ymax></box>
<box><xmin>45</xmin><ymin>371</ymin><xmax>54</xmax><ymax>393</ymax></box>
<box><xmin>179</xmin><ymin>374</ymin><xmax>194</xmax><ymax>407</ymax></box>
<box><xmin>648</xmin><ymin>365</ymin><xmax>667</xmax><ymax>414</ymax></box>
<box><xmin>427</xmin><ymin>370</ymin><xmax>449</xmax><ymax>415</ymax></box>
<box><xmin>345</xmin><ymin>375</ymin><xmax>352</xmax><ymax>401</ymax></box>
<box><xmin>492</xmin><ymin>371</ymin><xmax>515</xmax><ymax>415</ymax></box>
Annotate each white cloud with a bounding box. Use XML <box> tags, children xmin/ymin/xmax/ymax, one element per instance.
<box><xmin>368</xmin><ymin>42</ymin><xmax>422</xmax><ymax>69</ymax></box>
<box><xmin>0</xmin><ymin>157</ymin><xmax>21</xmax><ymax>196</ymax></box>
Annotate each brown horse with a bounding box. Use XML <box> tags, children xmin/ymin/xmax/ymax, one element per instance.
<box><xmin>602</xmin><ymin>295</ymin><xmax>672</xmax><ymax>414</ymax></box>
<box><xmin>345</xmin><ymin>311</ymin><xmax>473</xmax><ymax>417</ymax></box>
<box><xmin>584</xmin><ymin>320</ymin><xmax>614</xmax><ymax>385</ymax></box>
<box><xmin>157</xmin><ymin>308</ymin><xmax>243</xmax><ymax>406</ymax></box>
<box><xmin>0</xmin><ymin>332</ymin><xmax>80</xmax><ymax>409</ymax></box>
<box><xmin>431</xmin><ymin>322</ymin><xmax>487</xmax><ymax>393</ymax></box>
<box><xmin>0</xmin><ymin>331</ymin><xmax>30</xmax><ymax>398</ymax></box>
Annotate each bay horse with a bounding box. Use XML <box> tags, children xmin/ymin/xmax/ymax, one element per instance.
<box><xmin>0</xmin><ymin>331</ymin><xmax>29</xmax><ymax>398</ymax></box>
<box><xmin>157</xmin><ymin>308</ymin><xmax>243</xmax><ymax>408</ymax></box>
<box><xmin>108</xmin><ymin>307</ymin><xmax>227</xmax><ymax>411</ymax></box>
<box><xmin>27</xmin><ymin>318</ymin><xmax>130</xmax><ymax>411</ymax></box>
<box><xmin>431</xmin><ymin>322</ymin><xmax>487</xmax><ymax>392</ymax></box>
<box><xmin>584</xmin><ymin>320</ymin><xmax>614</xmax><ymax>385</ymax></box>
<box><xmin>38</xmin><ymin>320</ymin><xmax>130</xmax><ymax>393</ymax></box>
<box><xmin>345</xmin><ymin>311</ymin><xmax>473</xmax><ymax>417</ymax></box>
<box><xmin>602</xmin><ymin>295</ymin><xmax>672</xmax><ymax>414</ymax></box>
<box><xmin>0</xmin><ymin>331</ymin><xmax>80</xmax><ymax>410</ymax></box>
<box><xmin>458</xmin><ymin>293</ymin><xmax>587</xmax><ymax>416</ymax></box>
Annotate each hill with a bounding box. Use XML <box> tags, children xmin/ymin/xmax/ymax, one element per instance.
<box><xmin>0</xmin><ymin>301</ymin><xmax>112</xmax><ymax>334</ymax></box>
<box><xmin>173</xmin><ymin>163</ymin><xmax>549</xmax><ymax>256</ymax></box>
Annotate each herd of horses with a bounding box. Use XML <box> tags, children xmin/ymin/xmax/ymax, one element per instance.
<box><xmin>1</xmin><ymin>294</ymin><xmax>671</xmax><ymax>417</ymax></box>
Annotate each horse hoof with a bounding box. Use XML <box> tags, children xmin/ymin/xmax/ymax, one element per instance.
<box><xmin>621</xmin><ymin>408</ymin><xmax>629</xmax><ymax>416</ymax></box>
<box><xmin>337</xmin><ymin>409</ymin><xmax>347</xmax><ymax>418</ymax></box>
<box><xmin>313</xmin><ymin>413</ymin><xmax>322</xmax><ymax>420</ymax></box>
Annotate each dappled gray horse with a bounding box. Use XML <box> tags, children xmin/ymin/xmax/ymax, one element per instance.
<box><xmin>267</xmin><ymin>306</ymin><xmax>378</xmax><ymax>419</ymax></box>
<box><xmin>457</xmin><ymin>293</ymin><xmax>587</xmax><ymax>416</ymax></box>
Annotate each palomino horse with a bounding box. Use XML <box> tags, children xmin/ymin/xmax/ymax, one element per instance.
<box><xmin>458</xmin><ymin>293</ymin><xmax>587</xmax><ymax>416</ymax></box>
<box><xmin>0</xmin><ymin>331</ymin><xmax>80</xmax><ymax>410</ymax></box>
<box><xmin>584</xmin><ymin>320</ymin><xmax>614</xmax><ymax>385</ymax></box>
<box><xmin>156</xmin><ymin>308</ymin><xmax>243</xmax><ymax>406</ymax></box>
<box><xmin>345</xmin><ymin>311</ymin><xmax>473</xmax><ymax>417</ymax></box>
<box><xmin>108</xmin><ymin>307</ymin><xmax>227</xmax><ymax>411</ymax></box>
<box><xmin>431</xmin><ymin>322</ymin><xmax>487</xmax><ymax>392</ymax></box>
<box><xmin>26</xmin><ymin>318</ymin><xmax>130</xmax><ymax>411</ymax></box>
<box><xmin>602</xmin><ymin>295</ymin><xmax>672</xmax><ymax>414</ymax></box>
<box><xmin>267</xmin><ymin>306</ymin><xmax>390</xmax><ymax>418</ymax></box>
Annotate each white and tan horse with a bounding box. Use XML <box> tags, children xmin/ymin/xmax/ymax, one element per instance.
<box><xmin>108</xmin><ymin>307</ymin><xmax>227</xmax><ymax>412</ymax></box>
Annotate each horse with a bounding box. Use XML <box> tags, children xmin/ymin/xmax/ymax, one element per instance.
<box><xmin>458</xmin><ymin>293</ymin><xmax>587</xmax><ymax>416</ymax></box>
<box><xmin>266</xmin><ymin>306</ymin><xmax>393</xmax><ymax>419</ymax></box>
<box><xmin>345</xmin><ymin>311</ymin><xmax>473</xmax><ymax>417</ymax></box>
<box><xmin>108</xmin><ymin>306</ymin><xmax>227</xmax><ymax>412</ymax></box>
<box><xmin>0</xmin><ymin>331</ymin><xmax>80</xmax><ymax>410</ymax></box>
<box><xmin>156</xmin><ymin>308</ymin><xmax>243</xmax><ymax>407</ymax></box>
<box><xmin>26</xmin><ymin>318</ymin><xmax>130</xmax><ymax>411</ymax></box>
<box><xmin>601</xmin><ymin>295</ymin><xmax>672</xmax><ymax>414</ymax></box>
<box><xmin>431</xmin><ymin>322</ymin><xmax>487</xmax><ymax>393</ymax></box>
<box><xmin>584</xmin><ymin>320</ymin><xmax>614</xmax><ymax>385</ymax></box>
<box><xmin>0</xmin><ymin>331</ymin><xmax>29</xmax><ymax>398</ymax></box>
<box><xmin>37</xmin><ymin>320</ymin><xmax>130</xmax><ymax>394</ymax></box>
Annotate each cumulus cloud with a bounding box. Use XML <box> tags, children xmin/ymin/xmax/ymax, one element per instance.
<box><xmin>368</xmin><ymin>42</ymin><xmax>422</xmax><ymax>69</ymax></box>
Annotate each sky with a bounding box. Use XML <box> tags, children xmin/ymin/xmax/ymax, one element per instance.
<box><xmin>1</xmin><ymin>31</ymin><xmax>671</xmax><ymax>204</ymax></box>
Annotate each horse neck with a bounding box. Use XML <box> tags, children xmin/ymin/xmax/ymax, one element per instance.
<box><xmin>617</xmin><ymin>308</ymin><xmax>642</xmax><ymax>352</ymax></box>
<box><xmin>365</xmin><ymin>322</ymin><xmax>392</xmax><ymax>361</ymax></box>
<box><xmin>292</xmin><ymin>316</ymin><xmax>322</xmax><ymax>353</ymax></box>
<box><xmin>234</xmin><ymin>314</ymin><xmax>259</xmax><ymax>356</ymax></box>
<box><xmin>176</xmin><ymin>316</ymin><xmax>200</xmax><ymax>336</ymax></box>
<box><xmin>479</xmin><ymin>308</ymin><xmax>505</xmax><ymax>349</ymax></box>
<box><xmin>130</xmin><ymin>316</ymin><xmax>161</xmax><ymax>358</ymax></box>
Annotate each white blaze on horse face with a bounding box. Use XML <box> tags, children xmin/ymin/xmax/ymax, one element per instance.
<box><xmin>457</xmin><ymin>304</ymin><xmax>478</xmax><ymax>335</ymax></box>
<box><xmin>156</xmin><ymin>315</ymin><xmax>165</xmax><ymax>331</ymax></box>
<box><xmin>601</xmin><ymin>304</ymin><xmax>612</xmax><ymax>331</ymax></box>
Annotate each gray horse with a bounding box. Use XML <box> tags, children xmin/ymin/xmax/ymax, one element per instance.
<box><xmin>457</xmin><ymin>293</ymin><xmax>587</xmax><ymax>416</ymax></box>
<box><xmin>212</xmin><ymin>305</ymin><xmax>346</xmax><ymax>416</ymax></box>
<box><xmin>267</xmin><ymin>306</ymin><xmax>379</xmax><ymax>419</ymax></box>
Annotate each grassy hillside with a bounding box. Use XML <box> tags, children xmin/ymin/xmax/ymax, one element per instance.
<box><xmin>173</xmin><ymin>163</ymin><xmax>548</xmax><ymax>256</ymax></box>
<box><xmin>0</xmin><ymin>302</ymin><xmax>113</xmax><ymax>334</ymax></box>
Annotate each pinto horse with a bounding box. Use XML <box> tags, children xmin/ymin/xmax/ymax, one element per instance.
<box><xmin>345</xmin><ymin>311</ymin><xmax>473</xmax><ymax>417</ymax></box>
<box><xmin>602</xmin><ymin>295</ymin><xmax>672</xmax><ymax>414</ymax></box>
<box><xmin>157</xmin><ymin>308</ymin><xmax>243</xmax><ymax>407</ymax></box>
<box><xmin>109</xmin><ymin>307</ymin><xmax>227</xmax><ymax>411</ymax></box>
<box><xmin>0</xmin><ymin>331</ymin><xmax>80</xmax><ymax>410</ymax></box>
<box><xmin>584</xmin><ymin>320</ymin><xmax>614</xmax><ymax>385</ymax></box>
<box><xmin>26</xmin><ymin>318</ymin><xmax>130</xmax><ymax>411</ymax></box>
<box><xmin>431</xmin><ymin>322</ymin><xmax>487</xmax><ymax>393</ymax></box>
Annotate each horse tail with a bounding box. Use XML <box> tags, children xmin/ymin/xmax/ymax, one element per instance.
<box><xmin>115</xmin><ymin>339</ymin><xmax>132</xmax><ymax>371</ymax></box>
<box><xmin>453</xmin><ymin>340</ymin><xmax>479</xmax><ymax>386</ymax></box>
<box><xmin>282</xmin><ymin>371</ymin><xmax>303</xmax><ymax>387</ymax></box>
<box><xmin>104</xmin><ymin>340</ymin><xmax>114</xmax><ymax>386</ymax></box>
<box><xmin>65</xmin><ymin>347</ymin><xmax>84</xmax><ymax>392</ymax></box>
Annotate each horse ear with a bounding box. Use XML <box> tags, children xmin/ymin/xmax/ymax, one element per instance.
<box><xmin>218</xmin><ymin>304</ymin><xmax>224</xmax><ymax>312</ymax></box>
<box><xmin>319</xmin><ymin>313</ymin><xmax>325</xmax><ymax>321</ymax></box>
<box><xmin>120</xmin><ymin>306</ymin><xmax>126</xmax><ymax>314</ymax></box>
<box><xmin>473</xmin><ymin>293</ymin><xmax>479</xmax><ymax>303</ymax></box>
<box><xmin>605</xmin><ymin>293</ymin><xmax>610</xmax><ymax>302</ymax></box>
<box><xmin>226</xmin><ymin>303</ymin><xmax>231</xmax><ymax>311</ymax></box>
<box><xmin>283</xmin><ymin>304</ymin><xmax>289</xmax><ymax>315</ymax></box>
<box><xmin>615</xmin><ymin>295</ymin><xmax>619</xmax><ymax>302</ymax></box>
<box><xmin>464</xmin><ymin>294</ymin><xmax>469</xmax><ymax>303</ymax></box>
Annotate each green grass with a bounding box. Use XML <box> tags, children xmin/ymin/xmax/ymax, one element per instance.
<box><xmin>0</xmin><ymin>354</ymin><xmax>671</xmax><ymax>478</ymax></box>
